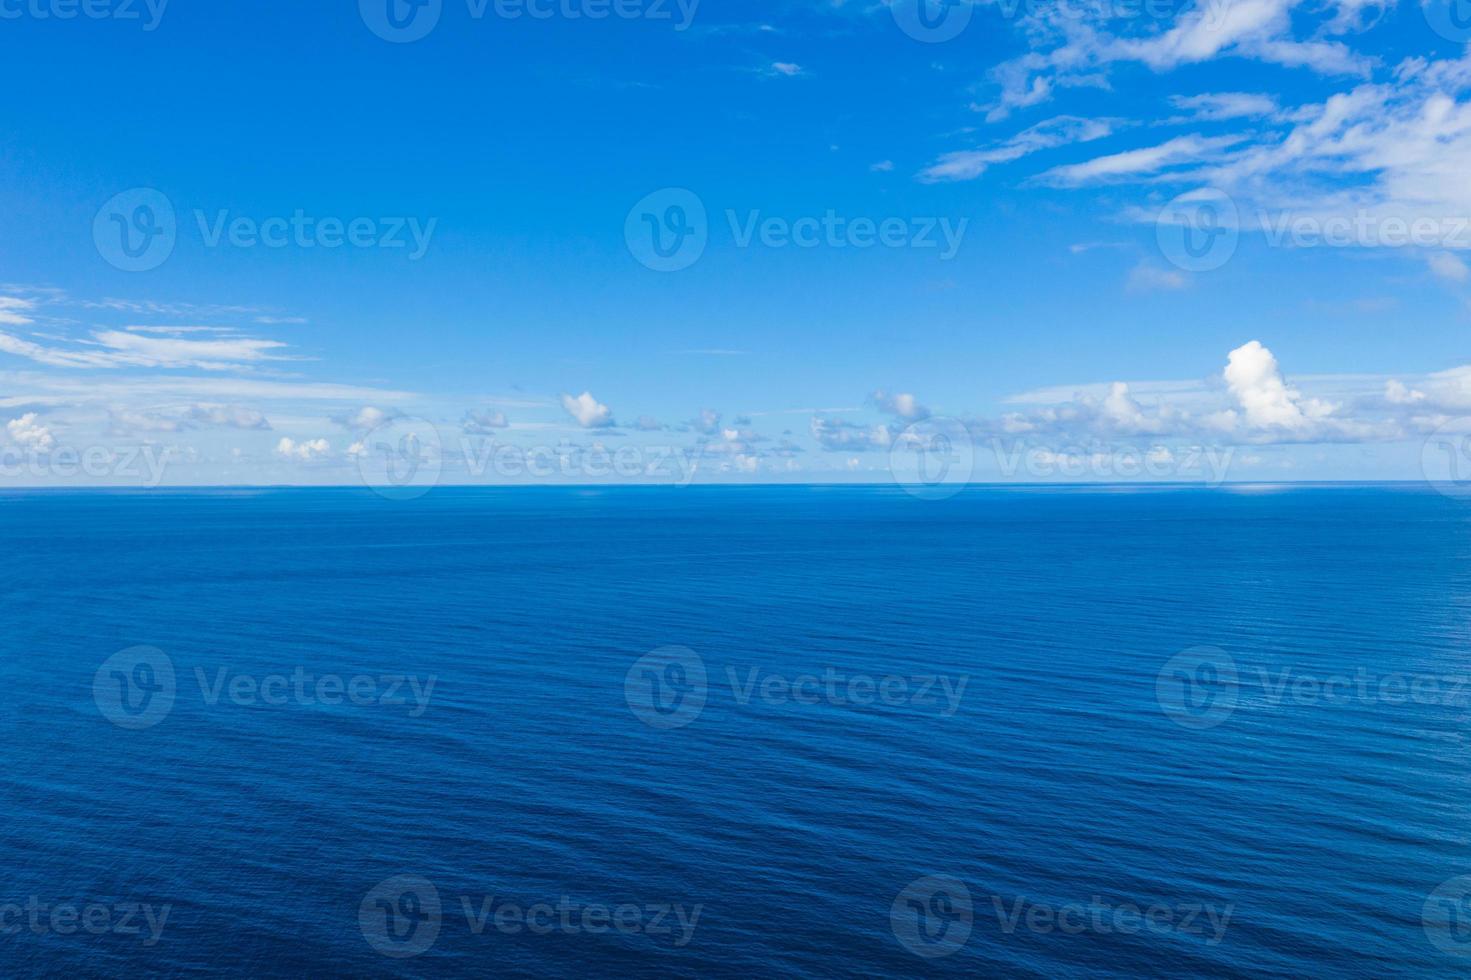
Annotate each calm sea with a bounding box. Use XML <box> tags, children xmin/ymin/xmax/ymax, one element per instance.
<box><xmin>2</xmin><ymin>485</ymin><xmax>1469</xmax><ymax>976</ymax></box>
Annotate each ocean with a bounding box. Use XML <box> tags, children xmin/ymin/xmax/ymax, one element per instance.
<box><xmin>2</xmin><ymin>484</ymin><xmax>1469</xmax><ymax>976</ymax></box>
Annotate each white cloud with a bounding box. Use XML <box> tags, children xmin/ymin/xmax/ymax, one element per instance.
<box><xmin>1168</xmin><ymin>92</ymin><xmax>1282</xmax><ymax>122</ymax></box>
<box><xmin>870</xmin><ymin>160</ymin><xmax>895</xmax><ymax>172</ymax></box>
<box><xmin>6</xmin><ymin>413</ymin><xmax>54</xmax><ymax>452</ymax></box>
<box><xmin>982</xmin><ymin>0</ymin><xmax>1371</xmax><ymax>121</ymax></box>
<box><xmin>979</xmin><ymin>340</ymin><xmax>1397</xmax><ymax>446</ymax></box>
<box><xmin>1222</xmin><ymin>340</ymin><xmax>1338</xmax><ymax>431</ymax></box>
<box><xmin>1428</xmin><ymin>251</ymin><xmax>1470</xmax><ymax>282</ymax></box>
<box><xmin>767</xmin><ymin>61</ymin><xmax>804</xmax><ymax>77</ymax></box>
<box><xmin>461</xmin><ymin>409</ymin><xmax>508</xmax><ymax>434</ymax></box>
<box><xmin>691</xmin><ymin>408</ymin><xmax>722</xmax><ymax>434</ymax></box>
<box><xmin>0</xmin><ymin>372</ymin><xmax>414</xmax><ymax>406</ymax></box>
<box><xmin>1126</xmin><ymin>262</ymin><xmax>1191</xmax><ymax>291</ymax></box>
<box><xmin>185</xmin><ymin>403</ymin><xmax>271</xmax><ymax>429</ymax></box>
<box><xmin>921</xmin><ymin>116</ymin><xmax>1118</xmax><ymax>182</ymax></box>
<box><xmin>0</xmin><ymin>327</ymin><xmax>290</xmax><ymax>370</ymax></box>
<box><xmin>561</xmin><ymin>391</ymin><xmax>614</xmax><ymax>428</ymax></box>
<box><xmin>334</xmin><ymin>406</ymin><xmax>401</xmax><ymax>431</ymax></box>
<box><xmin>871</xmin><ymin>390</ymin><xmax>930</xmax><ymax>421</ymax></box>
<box><xmin>275</xmin><ymin>437</ymin><xmax>331</xmax><ymax>461</ymax></box>
<box><xmin>1385</xmin><ymin>379</ymin><xmax>1426</xmax><ymax>405</ymax></box>
<box><xmin>1038</xmin><ymin>134</ymin><xmax>1246</xmax><ymax>186</ymax></box>
<box><xmin>811</xmin><ymin>415</ymin><xmax>891</xmax><ymax>451</ymax></box>
<box><xmin>0</xmin><ymin>296</ymin><xmax>37</xmax><ymax>326</ymax></box>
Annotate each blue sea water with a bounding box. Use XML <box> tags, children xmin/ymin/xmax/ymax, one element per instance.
<box><xmin>2</xmin><ymin>484</ymin><xmax>1470</xmax><ymax>977</ymax></box>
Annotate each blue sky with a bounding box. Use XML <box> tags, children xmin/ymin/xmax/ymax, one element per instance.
<box><xmin>3</xmin><ymin>0</ymin><xmax>1471</xmax><ymax>486</ymax></box>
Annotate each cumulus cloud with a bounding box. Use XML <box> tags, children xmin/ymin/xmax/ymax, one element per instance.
<box><xmin>1221</xmin><ymin>340</ymin><xmax>1338</xmax><ymax>432</ymax></box>
<box><xmin>978</xmin><ymin>341</ymin><xmax>1397</xmax><ymax>448</ymax></box>
<box><xmin>275</xmin><ymin>437</ymin><xmax>331</xmax><ymax>461</ymax></box>
<box><xmin>690</xmin><ymin>408</ymin><xmax>722</xmax><ymax>435</ymax></box>
<box><xmin>810</xmin><ymin>416</ymin><xmax>891</xmax><ymax>451</ymax></box>
<box><xmin>1385</xmin><ymin>379</ymin><xmax>1426</xmax><ymax>405</ymax></box>
<box><xmin>635</xmin><ymin>415</ymin><xmax>664</xmax><ymax>431</ymax></box>
<box><xmin>561</xmin><ymin>391</ymin><xmax>614</xmax><ymax>428</ymax></box>
<box><xmin>6</xmin><ymin>413</ymin><xmax>54</xmax><ymax>452</ymax></box>
<box><xmin>870</xmin><ymin>390</ymin><xmax>930</xmax><ymax>421</ymax></box>
<box><xmin>333</xmin><ymin>406</ymin><xmax>402</xmax><ymax>431</ymax></box>
<box><xmin>186</xmin><ymin>403</ymin><xmax>271</xmax><ymax>430</ymax></box>
<box><xmin>109</xmin><ymin>401</ymin><xmax>272</xmax><ymax>435</ymax></box>
<box><xmin>461</xmin><ymin>409</ymin><xmax>509</xmax><ymax>434</ymax></box>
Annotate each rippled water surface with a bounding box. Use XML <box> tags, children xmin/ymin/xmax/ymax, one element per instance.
<box><xmin>2</xmin><ymin>485</ymin><xmax>1470</xmax><ymax>976</ymax></box>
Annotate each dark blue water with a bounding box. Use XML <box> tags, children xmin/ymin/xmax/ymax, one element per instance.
<box><xmin>3</xmin><ymin>485</ymin><xmax>1470</xmax><ymax>976</ymax></box>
